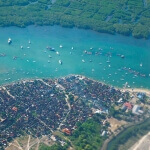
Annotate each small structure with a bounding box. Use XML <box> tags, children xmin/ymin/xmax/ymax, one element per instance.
<box><xmin>122</xmin><ymin>102</ymin><xmax>133</xmax><ymax>110</ymax></box>
<box><xmin>62</xmin><ymin>128</ymin><xmax>71</xmax><ymax>135</ymax></box>
<box><xmin>101</xmin><ymin>130</ymin><xmax>106</xmax><ymax>136</ymax></box>
<box><xmin>12</xmin><ymin>106</ymin><xmax>18</xmax><ymax>112</ymax></box>
<box><xmin>132</xmin><ymin>105</ymin><xmax>143</xmax><ymax>115</ymax></box>
<box><xmin>50</xmin><ymin>135</ymin><xmax>56</xmax><ymax>141</ymax></box>
<box><xmin>137</xmin><ymin>92</ymin><xmax>145</xmax><ymax>99</ymax></box>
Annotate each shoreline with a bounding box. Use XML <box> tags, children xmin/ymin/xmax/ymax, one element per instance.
<box><xmin>122</xmin><ymin>88</ymin><xmax>150</xmax><ymax>96</ymax></box>
<box><xmin>129</xmin><ymin>131</ymin><xmax>150</xmax><ymax>150</ymax></box>
<box><xmin>0</xmin><ymin>24</ymin><xmax>150</xmax><ymax>40</ymax></box>
<box><xmin>0</xmin><ymin>74</ymin><xmax>150</xmax><ymax>95</ymax></box>
<box><xmin>106</xmin><ymin>118</ymin><xmax>150</xmax><ymax>150</ymax></box>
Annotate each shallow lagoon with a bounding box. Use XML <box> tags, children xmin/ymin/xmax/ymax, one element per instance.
<box><xmin>0</xmin><ymin>26</ymin><xmax>150</xmax><ymax>88</ymax></box>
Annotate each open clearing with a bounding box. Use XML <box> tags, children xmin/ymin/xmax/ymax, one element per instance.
<box><xmin>129</xmin><ymin>132</ymin><xmax>150</xmax><ymax>150</ymax></box>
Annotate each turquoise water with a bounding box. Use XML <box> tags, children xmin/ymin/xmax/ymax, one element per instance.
<box><xmin>0</xmin><ymin>26</ymin><xmax>150</xmax><ymax>88</ymax></box>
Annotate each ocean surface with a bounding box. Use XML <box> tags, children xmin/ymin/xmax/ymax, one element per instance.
<box><xmin>0</xmin><ymin>26</ymin><xmax>150</xmax><ymax>88</ymax></box>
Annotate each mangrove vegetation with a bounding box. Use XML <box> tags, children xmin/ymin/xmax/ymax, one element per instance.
<box><xmin>0</xmin><ymin>0</ymin><xmax>150</xmax><ymax>38</ymax></box>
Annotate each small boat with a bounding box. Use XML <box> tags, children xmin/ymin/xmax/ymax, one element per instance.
<box><xmin>0</xmin><ymin>53</ymin><xmax>6</xmax><ymax>57</ymax></box>
<box><xmin>48</xmin><ymin>60</ymin><xmax>50</xmax><ymax>63</ymax></box>
<box><xmin>8</xmin><ymin>38</ymin><xmax>12</xmax><ymax>45</ymax></box>
<box><xmin>56</xmin><ymin>51</ymin><xmax>60</xmax><ymax>55</ymax></box>
<box><xmin>82</xmin><ymin>59</ymin><xmax>85</xmax><ymax>63</ymax></box>
<box><xmin>117</xmin><ymin>54</ymin><xmax>121</xmax><ymax>56</ymax></box>
<box><xmin>46</xmin><ymin>46</ymin><xmax>51</xmax><ymax>50</ymax></box>
<box><xmin>59</xmin><ymin>45</ymin><xmax>63</xmax><ymax>48</ymax></box>
<box><xmin>121</xmin><ymin>55</ymin><xmax>125</xmax><ymax>58</ymax></box>
<box><xmin>120</xmin><ymin>78</ymin><xmax>124</xmax><ymax>81</ymax></box>
<box><xmin>106</xmin><ymin>57</ymin><xmax>110</xmax><ymax>63</ymax></box>
<box><xmin>48</xmin><ymin>55</ymin><xmax>52</xmax><ymax>58</ymax></box>
<box><xmin>140</xmin><ymin>63</ymin><xmax>143</xmax><ymax>67</ymax></box>
<box><xmin>99</xmin><ymin>48</ymin><xmax>103</xmax><ymax>50</ymax></box>
<box><xmin>71</xmin><ymin>47</ymin><xmax>74</xmax><ymax>50</ymax></box>
<box><xmin>28</xmin><ymin>40</ymin><xmax>31</xmax><ymax>44</ymax></box>
<box><xmin>27</xmin><ymin>46</ymin><xmax>30</xmax><ymax>49</ymax></box>
<box><xmin>21</xmin><ymin>46</ymin><xmax>23</xmax><ymax>49</ymax></box>
<box><xmin>13</xmin><ymin>56</ymin><xmax>17</xmax><ymax>60</ymax></box>
<box><xmin>59</xmin><ymin>60</ymin><xmax>62</xmax><ymax>65</ymax></box>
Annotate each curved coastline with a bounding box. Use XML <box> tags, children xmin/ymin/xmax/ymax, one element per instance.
<box><xmin>1</xmin><ymin>74</ymin><xmax>150</xmax><ymax>94</ymax></box>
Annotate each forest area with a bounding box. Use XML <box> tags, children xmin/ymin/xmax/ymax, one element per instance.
<box><xmin>0</xmin><ymin>0</ymin><xmax>150</xmax><ymax>38</ymax></box>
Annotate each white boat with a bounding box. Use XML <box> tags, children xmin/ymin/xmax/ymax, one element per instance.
<box><xmin>28</xmin><ymin>40</ymin><xmax>31</xmax><ymax>44</ymax></box>
<box><xmin>56</xmin><ymin>51</ymin><xmax>60</xmax><ymax>55</ymax></box>
<box><xmin>82</xmin><ymin>59</ymin><xmax>85</xmax><ymax>63</ymax></box>
<box><xmin>8</xmin><ymin>38</ymin><xmax>12</xmax><ymax>44</ymax></box>
<box><xmin>140</xmin><ymin>63</ymin><xmax>143</xmax><ymax>67</ymax></box>
<box><xmin>121</xmin><ymin>55</ymin><xmax>125</xmax><ymax>58</ymax></box>
<box><xmin>59</xmin><ymin>45</ymin><xmax>63</xmax><ymax>48</ymax></box>
<box><xmin>59</xmin><ymin>60</ymin><xmax>62</xmax><ymax>65</ymax></box>
<box><xmin>27</xmin><ymin>46</ymin><xmax>30</xmax><ymax>49</ymax></box>
<box><xmin>99</xmin><ymin>48</ymin><xmax>103</xmax><ymax>50</ymax></box>
<box><xmin>21</xmin><ymin>46</ymin><xmax>23</xmax><ymax>49</ymax></box>
<box><xmin>71</xmin><ymin>47</ymin><xmax>74</xmax><ymax>50</ymax></box>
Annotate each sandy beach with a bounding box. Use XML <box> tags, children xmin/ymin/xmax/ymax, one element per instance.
<box><xmin>129</xmin><ymin>132</ymin><xmax>150</xmax><ymax>150</ymax></box>
<box><xmin>121</xmin><ymin>88</ymin><xmax>150</xmax><ymax>97</ymax></box>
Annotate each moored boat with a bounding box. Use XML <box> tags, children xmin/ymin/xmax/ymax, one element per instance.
<box><xmin>121</xmin><ymin>55</ymin><xmax>125</xmax><ymax>58</ymax></box>
<box><xmin>8</xmin><ymin>38</ymin><xmax>12</xmax><ymax>45</ymax></box>
<box><xmin>59</xmin><ymin>60</ymin><xmax>62</xmax><ymax>65</ymax></box>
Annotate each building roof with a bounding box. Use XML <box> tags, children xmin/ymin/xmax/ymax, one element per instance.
<box><xmin>124</xmin><ymin>102</ymin><xmax>132</xmax><ymax>110</ymax></box>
